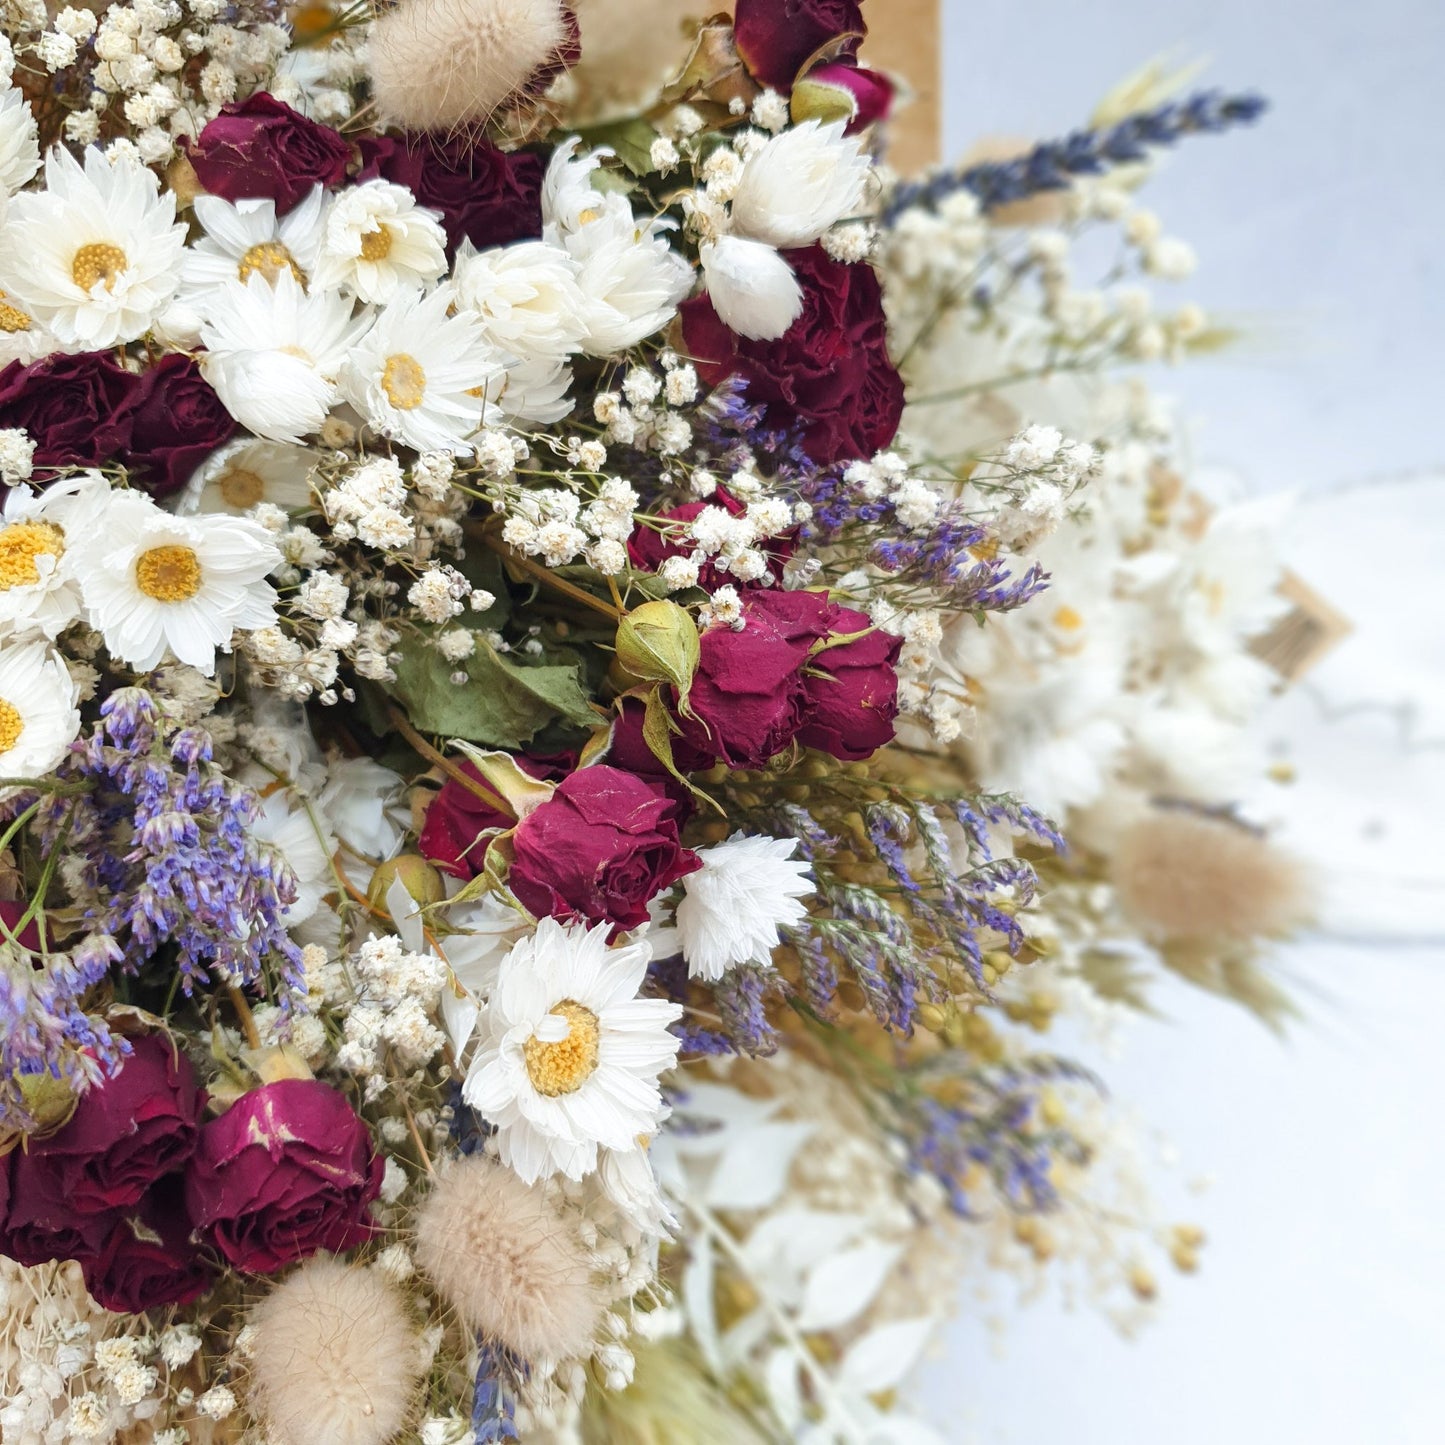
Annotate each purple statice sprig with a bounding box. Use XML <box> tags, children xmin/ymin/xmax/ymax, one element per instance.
<box><xmin>36</xmin><ymin>687</ymin><xmax>304</xmax><ymax>1006</ymax></box>
<box><xmin>896</xmin><ymin>1054</ymin><xmax>1099</xmax><ymax>1217</ymax></box>
<box><xmin>882</xmin><ymin>89</ymin><xmax>1269</xmax><ymax>225</ymax></box>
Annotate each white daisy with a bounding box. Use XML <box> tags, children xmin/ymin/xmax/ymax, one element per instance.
<box><xmin>250</xmin><ymin>786</ymin><xmax>337</xmax><ymax>927</ymax></box>
<box><xmin>450</xmin><ymin>239</ymin><xmax>586</xmax><ymax>363</ymax></box>
<box><xmin>0</xmin><ymin>640</ymin><xmax>80</xmax><ymax>784</ymax></box>
<box><xmin>180</xmin><ymin>187</ymin><xmax>327</xmax><ymax>295</ymax></box>
<box><xmin>494</xmin><ymin>354</ymin><xmax>575</xmax><ymax>425</ymax></box>
<box><xmin>311</xmin><ymin>180</ymin><xmax>448</xmax><ymax>304</ymax></box>
<box><xmin>674</xmin><ymin>832</ymin><xmax>814</xmax><ymax>981</ymax></box>
<box><xmin>0</xmin><ymin>146</ymin><xmax>185</xmax><ymax>349</ymax></box>
<box><xmin>0</xmin><ymin>85</ymin><xmax>40</xmax><ymax>194</ymax></box>
<box><xmin>181</xmin><ymin>438</ymin><xmax>317</xmax><ymax>515</ymax></box>
<box><xmin>463</xmin><ymin>917</ymin><xmax>682</xmax><ymax>1184</ymax></box>
<box><xmin>199</xmin><ymin>271</ymin><xmax>371</xmax><ymax>444</ymax></box>
<box><xmin>0</xmin><ymin>284</ymin><xmax>54</xmax><ymax>365</ymax></box>
<box><xmin>0</xmin><ymin>471</ymin><xmax>113</xmax><ymax>641</ymax></box>
<box><xmin>72</xmin><ymin>491</ymin><xmax>281</xmax><ymax>675</ymax></box>
<box><xmin>342</xmin><ymin>287</ymin><xmax>502</xmax><ymax>454</ymax></box>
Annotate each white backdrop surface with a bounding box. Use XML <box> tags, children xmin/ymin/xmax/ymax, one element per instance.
<box><xmin>921</xmin><ymin>4</ymin><xmax>1445</xmax><ymax>1441</ymax></box>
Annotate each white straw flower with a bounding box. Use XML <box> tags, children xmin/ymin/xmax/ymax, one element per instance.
<box><xmin>675</xmin><ymin>832</ymin><xmax>814</xmax><ymax>981</ymax></box>
<box><xmin>343</xmin><ymin>287</ymin><xmax>502</xmax><ymax>454</ymax></box>
<box><xmin>0</xmin><ymin>146</ymin><xmax>185</xmax><ymax>348</ymax></box>
<box><xmin>728</xmin><ymin>119</ymin><xmax>871</xmax><ymax>249</ymax></box>
<box><xmin>463</xmin><ymin>917</ymin><xmax>682</xmax><ymax>1183</ymax></box>
<box><xmin>181</xmin><ymin>438</ymin><xmax>317</xmax><ymax>515</ymax></box>
<box><xmin>72</xmin><ymin>492</ymin><xmax>280</xmax><ymax>674</ymax></box>
<box><xmin>0</xmin><ymin>84</ymin><xmax>39</xmax><ymax>193</ymax></box>
<box><xmin>699</xmin><ymin>236</ymin><xmax>803</xmax><ymax>341</ymax></box>
<box><xmin>200</xmin><ymin>271</ymin><xmax>371</xmax><ymax>444</ymax></box>
<box><xmin>312</xmin><ymin>180</ymin><xmax>448</xmax><ymax>303</ymax></box>
<box><xmin>180</xmin><ymin>187</ymin><xmax>327</xmax><ymax>295</ymax></box>
<box><xmin>0</xmin><ymin>640</ymin><xmax>80</xmax><ymax>783</ymax></box>
<box><xmin>0</xmin><ymin>472</ymin><xmax>112</xmax><ymax>641</ymax></box>
<box><xmin>450</xmin><ymin>238</ymin><xmax>587</xmax><ymax>363</ymax></box>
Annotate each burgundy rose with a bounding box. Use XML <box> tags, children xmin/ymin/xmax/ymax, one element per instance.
<box><xmin>114</xmin><ymin>354</ymin><xmax>237</xmax><ymax>498</ymax></box>
<box><xmin>0</xmin><ymin>900</ymin><xmax>42</xmax><ymax>952</ymax></box>
<box><xmin>184</xmin><ymin>1078</ymin><xmax>382</xmax><ymax>1274</ymax></box>
<box><xmin>607</xmin><ymin>697</ymin><xmax>715</xmax><ymax>798</ymax></box>
<box><xmin>626</xmin><ymin>487</ymin><xmax>793</xmax><ymax>592</ymax></box>
<box><xmin>797</xmin><ymin>605</ymin><xmax>902</xmax><ymax>761</ymax></box>
<box><xmin>0</xmin><ymin>352</ymin><xmax>138</xmax><ymax>474</ymax></box>
<box><xmin>681</xmin><ymin>246</ymin><xmax>904</xmax><ymax>467</ymax></box>
<box><xmin>186</xmin><ymin>93</ymin><xmax>351</xmax><ymax>214</ymax></box>
<box><xmin>509</xmin><ymin>766</ymin><xmax>700</xmax><ymax>932</ymax></box>
<box><xmin>733</xmin><ymin>0</ymin><xmax>866</xmax><ymax>91</ymax></box>
<box><xmin>1</xmin><ymin>1149</ymin><xmax>116</xmax><ymax>1267</ymax></box>
<box><xmin>82</xmin><ymin>1182</ymin><xmax>215</xmax><ymax>1314</ymax></box>
<box><xmin>357</xmin><ymin>133</ymin><xmax>544</xmax><ymax>255</ymax></box>
<box><xmin>21</xmin><ymin>1033</ymin><xmax>203</xmax><ymax>1217</ymax></box>
<box><xmin>420</xmin><ymin>752</ymin><xmax>576</xmax><ymax>880</ymax></box>
<box><xmin>677</xmin><ymin>588</ymin><xmax>838</xmax><ymax>769</ymax></box>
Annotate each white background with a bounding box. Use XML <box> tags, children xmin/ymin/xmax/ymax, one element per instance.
<box><xmin>920</xmin><ymin>2</ymin><xmax>1445</xmax><ymax>1441</ymax></box>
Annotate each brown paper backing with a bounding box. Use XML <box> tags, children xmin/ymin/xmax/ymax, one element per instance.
<box><xmin>863</xmin><ymin>0</ymin><xmax>942</xmax><ymax>172</ymax></box>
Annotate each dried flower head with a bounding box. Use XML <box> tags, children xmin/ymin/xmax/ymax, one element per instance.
<box><xmin>368</xmin><ymin>0</ymin><xmax>576</xmax><ymax>132</ymax></box>
<box><xmin>1112</xmin><ymin>807</ymin><xmax>1313</xmax><ymax>942</ymax></box>
<box><xmin>413</xmin><ymin>1155</ymin><xmax>604</xmax><ymax>1362</ymax></box>
<box><xmin>247</xmin><ymin>1256</ymin><xmax>422</xmax><ymax>1445</ymax></box>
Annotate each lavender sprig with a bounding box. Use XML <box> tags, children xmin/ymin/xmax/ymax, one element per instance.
<box><xmin>883</xmin><ymin>89</ymin><xmax>1268</xmax><ymax>224</ymax></box>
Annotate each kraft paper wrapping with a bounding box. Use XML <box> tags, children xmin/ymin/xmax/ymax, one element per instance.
<box><xmin>864</xmin><ymin>0</ymin><xmax>942</xmax><ymax>172</ymax></box>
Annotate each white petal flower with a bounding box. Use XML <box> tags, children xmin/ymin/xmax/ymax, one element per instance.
<box><xmin>450</xmin><ymin>238</ymin><xmax>586</xmax><ymax>363</ymax></box>
<box><xmin>675</xmin><ymin>832</ymin><xmax>814</xmax><ymax>981</ymax></box>
<box><xmin>700</xmin><ymin>236</ymin><xmax>803</xmax><ymax>341</ymax></box>
<box><xmin>0</xmin><ymin>146</ymin><xmax>185</xmax><ymax>348</ymax></box>
<box><xmin>199</xmin><ymin>271</ymin><xmax>370</xmax><ymax>444</ymax></box>
<box><xmin>250</xmin><ymin>786</ymin><xmax>336</xmax><ymax>927</ymax></box>
<box><xmin>728</xmin><ymin>120</ymin><xmax>871</xmax><ymax>250</ymax></box>
<box><xmin>0</xmin><ymin>471</ymin><xmax>112</xmax><ymax>641</ymax></box>
<box><xmin>312</xmin><ymin>179</ymin><xmax>448</xmax><ymax>303</ymax></box>
<box><xmin>180</xmin><ymin>187</ymin><xmax>327</xmax><ymax>296</ymax></box>
<box><xmin>493</xmin><ymin>353</ymin><xmax>575</xmax><ymax>425</ymax></box>
<box><xmin>0</xmin><ymin>640</ymin><xmax>80</xmax><ymax>783</ymax></box>
<box><xmin>343</xmin><ymin>287</ymin><xmax>503</xmax><ymax>454</ymax></box>
<box><xmin>597</xmin><ymin>1143</ymin><xmax>677</xmax><ymax>1236</ymax></box>
<box><xmin>463</xmin><ymin>917</ymin><xmax>682</xmax><ymax>1183</ymax></box>
<box><xmin>0</xmin><ymin>84</ymin><xmax>40</xmax><ymax>193</ymax></box>
<box><xmin>180</xmin><ymin>437</ymin><xmax>318</xmax><ymax>515</ymax></box>
<box><xmin>563</xmin><ymin>196</ymin><xmax>693</xmax><ymax>355</ymax></box>
<box><xmin>541</xmin><ymin>138</ymin><xmax>608</xmax><ymax>240</ymax></box>
<box><xmin>72</xmin><ymin>492</ymin><xmax>280</xmax><ymax>674</ymax></box>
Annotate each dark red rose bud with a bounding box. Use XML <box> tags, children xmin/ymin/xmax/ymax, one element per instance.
<box><xmin>795</xmin><ymin>63</ymin><xmax>895</xmax><ymax>133</ymax></box>
<box><xmin>681</xmin><ymin>246</ymin><xmax>904</xmax><ymax>467</ymax></box>
<box><xmin>21</xmin><ymin>1033</ymin><xmax>203</xmax><ymax>1217</ymax></box>
<box><xmin>677</xmin><ymin>588</ymin><xmax>838</xmax><ymax>769</ymax></box>
<box><xmin>733</xmin><ymin>0</ymin><xmax>866</xmax><ymax>91</ymax></box>
<box><xmin>509</xmin><ymin>765</ymin><xmax>700</xmax><ymax>932</ymax></box>
<box><xmin>186</xmin><ymin>93</ymin><xmax>351</xmax><ymax>214</ymax></box>
<box><xmin>356</xmin><ymin>133</ymin><xmax>544</xmax><ymax>256</ymax></box>
<box><xmin>184</xmin><ymin>1078</ymin><xmax>382</xmax><ymax>1274</ymax></box>
<box><xmin>113</xmin><ymin>354</ymin><xmax>237</xmax><ymax>498</ymax></box>
<box><xmin>797</xmin><ymin>605</ymin><xmax>902</xmax><ymax>761</ymax></box>
<box><xmin>420</xmin><ymin>752</ymin><xmax>576</xmax><ymax>880</ymax></box>
<box><xmin>82</xmin><ymin>1181</ymin><xmax>216</xmax><ymax>1314</ymax></box>
<box><xmin>1</xmin><ymin>1149</ymin><xmax>115</xmax><ymax>1267</ymax></box>
<box><xmin>606</xmin><ymin>698</ymin><xmax>715</xmax><ymax>802</ymax></box>
<box><xmin>0</xmin><ymin>352</ymin><xmax>138</xmax><ymax>475</ymax></box>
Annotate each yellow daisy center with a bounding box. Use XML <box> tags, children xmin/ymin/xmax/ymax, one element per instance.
<box><xmin>0</xmin><ymin>521</ymin><xmax>65</xmax><ymax>591</ymax></box>
<box><xmin>381</xmin><ymin>353</ymin><xmax>427</xmax><ymax>410</ymax></box>
<box><xmin>0</xmin><ymin>289</ymin><xmax>31</xmax><ymax>334</ymax></box>
<box><xmin>1052</xmin><ymin>605</ymin><xmax>1084</xmax><ymax>632</ymax></box>
<box><xmin>523</xmin><ymin>1000</ymin><xmax>601</xmax><ymax>1098</ymax></box>
<box><xmin>237</xmin><ymin>241</ymin><xmax>305</xmax><ymax>287</ymax></box>
<box><xmin>0</xmin><ymin>697</ymin><xmax>24</xmax><ymax>755</ymax></box>
<box><xmin>135</xmin><ymin>544</ymin><xmax>203</xmax><ymax>602</ymax></box>
<box><xmin>360</xmin><ymin>225</ymin><xmax>394</xmax><ymax>262</ymax></box>
<box><xmin>71</xmin><ymin>242</ymin><xmax>128</xmax><ymax>293</ymax></box>
<box><xmin>217</xmin><ymin>466</ymin><xmax>267</xmax><ymax>510</ymax></box>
